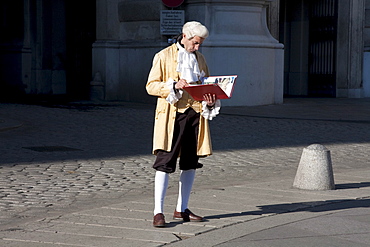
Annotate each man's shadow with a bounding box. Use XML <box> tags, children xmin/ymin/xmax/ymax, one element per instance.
<box><xmin>205</xmin><ymin>182</ymin><xmax>370</xmax><ymax>220</ymax></box>
<box><xmin>163</xmin><ymin>182</ymin><xmax>370</xmax><ymax>227</ymax></box>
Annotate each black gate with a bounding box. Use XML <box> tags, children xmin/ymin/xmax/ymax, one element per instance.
<box><xmin>308</xmin><ymin>0</ymin><xmax>338</xmax><ymax>97</ymax></box>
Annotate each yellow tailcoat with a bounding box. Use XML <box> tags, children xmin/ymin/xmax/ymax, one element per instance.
<box><xmin>146</xmin><ymin>43</ymin><xmax>212</xmax><ymax>156</ymax></box>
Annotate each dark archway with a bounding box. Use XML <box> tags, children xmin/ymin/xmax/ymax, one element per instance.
<box><xmin>65</xmin><ymin>0</ymin><xmax>96</xmax><ymax>100</ymax></box>
<box><xmin>0</xmin><ymin>0</ymin><xmax>96</xmax><ymax>102</ymax></box>
<box><xmin>279</xmin><ymin>0</ymin><xmax>338</xmax><ymax>97</ymax></box>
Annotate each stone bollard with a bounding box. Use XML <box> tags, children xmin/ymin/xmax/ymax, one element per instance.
<box><xmin>293</xmin><ymin>144</ymin><xmax>335</xmax><ymax>190</ymax></box>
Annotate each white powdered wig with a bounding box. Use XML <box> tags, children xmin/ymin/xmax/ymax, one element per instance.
<box><xmin>182</xmin><ymin>21</ymin><xmax>209</xmax><ymax>39</ymax></box>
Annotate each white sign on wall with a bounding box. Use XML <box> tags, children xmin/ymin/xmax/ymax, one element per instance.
<box><xmin>160</xmin><ymin>10</ymin><xmax>184</xmax><ymax>35</ymax></box>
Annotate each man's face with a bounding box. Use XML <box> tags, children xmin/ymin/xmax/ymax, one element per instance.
<box><xmin>181</xmin><ymin>34</ymin><xmax>205</xmax><ymax>53</ymax></box>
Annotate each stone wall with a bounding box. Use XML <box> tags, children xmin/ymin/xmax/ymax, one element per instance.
<box><xmin>92</xmin><ymin>0</ymin><xmax>284</xmax><ymax>106</ymax></box>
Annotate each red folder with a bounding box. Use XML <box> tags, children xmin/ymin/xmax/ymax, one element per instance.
<box><xmin>183</xmin><ymin>75</ymin><xmax>237</xmax><ymax>101</ymax></box>
<box><xmin>183</xmin><ymin>84</ymin><xmax>228</xmax><ymax>101</ymax></box>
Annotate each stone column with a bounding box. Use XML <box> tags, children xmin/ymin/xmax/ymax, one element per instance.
<box><xmin>23</xmin><ymin>0</ymin><xmax>32</xmax><ymax>94</ymax></box>
<box><xmin>92</xmin><ymin>0</ymin><xmax>120</xmax><ymax>100</ymax></box>
<box><xmin>31</xmin><ymin>0</ymin><xmax>67</xmax><ymax>95</ymax></box>
<box><xmin>337</xmin><ymin>0</ymin><xmax>365</xmax><ymax>98</ymax></box>
<box><xmin>364</xmin><ymin>0</ymin><xmax>370</xmax><ymax>97</ymax></box>
<box><xmin>186</xmin><ymin>0</ymin><xmax>284</xmax><ymax>106</ymax></box>
<box><xmin>266</xmin><ymin>0</ymin><xmax>280</xmax><ymax>40</ymax></box>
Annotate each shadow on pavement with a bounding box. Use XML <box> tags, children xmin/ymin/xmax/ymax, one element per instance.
<box><xmin>205</xmin><ymin>198</ymin><xmax>370</xmax><ymax>220</ymax></box>
<box><xmin>335</xmin><ymin>182</ymin><xmax>370</xmax><ymax>189</ymax></box>
<box><xmin>1</xmin><ymin>98</ymin><xmax>370</xmax><ymax>166</ymax></box>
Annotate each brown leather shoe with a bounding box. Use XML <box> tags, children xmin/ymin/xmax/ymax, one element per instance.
<box><xmin>173</xmin><ymin>209</ymin><xmax>203</xmax><ymax>222</ymax></box>
<box><xmin>153</xmin><ymin>213</ymin><xmax>165</xmax><ymax>227</ymax></box>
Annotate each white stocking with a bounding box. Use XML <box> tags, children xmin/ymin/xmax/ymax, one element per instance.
<box><xmin>176</xmin><ymin>169</ymin><xmax>196</xmax><ymax>212</ymax></box>
<box><xmin>154</xmin><ymin>171</ymin><xmax>169</xmax><ymax>215</ymax></box>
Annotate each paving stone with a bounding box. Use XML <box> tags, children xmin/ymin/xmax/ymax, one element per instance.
<box><xmin>1</xmin><ymin>99</ymin><xmax>370</xmax><ymax>245</ymax></box>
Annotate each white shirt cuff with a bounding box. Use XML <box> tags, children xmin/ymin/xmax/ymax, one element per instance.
<box><xmin>165</xmin><ymin>78</ymin><xmax>183</xmax><ymax>104</ymax></box>
<box><xmin>201</xmin><ymin>99</ymin><xmax>221</xmax><ymax>120</ymax></box>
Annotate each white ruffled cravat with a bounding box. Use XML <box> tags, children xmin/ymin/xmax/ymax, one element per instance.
<box><xmin>176</xmin><ymin>42</ymin><xmax>201</xmax><ymax>83</ymax></box>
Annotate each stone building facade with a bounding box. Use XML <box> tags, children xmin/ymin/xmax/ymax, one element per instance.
<box><xmin>0</xmin><ymin>0</ymin><xmax>369</xmax><ymax>105</ymax></box>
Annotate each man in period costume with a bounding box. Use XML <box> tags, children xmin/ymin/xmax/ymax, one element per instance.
<box><xmin>146</xmin><ymin>21</ymin><xmax>220</xmax><ymax>227</ymax></box>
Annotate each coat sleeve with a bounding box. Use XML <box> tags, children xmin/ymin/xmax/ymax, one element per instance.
<box><xmin>146</xmin><ymin>53</ymin><xmax>171</xmax><ymax>98</ymax></box>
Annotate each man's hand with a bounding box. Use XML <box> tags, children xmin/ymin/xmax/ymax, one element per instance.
<box><xmin>175</xmin><ymin>79</ymin><xmax>189</xmax><ymax>89</ymax></box>
<box><xmin>203</xmin><ymin>93</ymin><xmax>217</xmax><ymax>107</ymax></box>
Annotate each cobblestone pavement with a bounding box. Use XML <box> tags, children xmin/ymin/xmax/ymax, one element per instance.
<box><xmin>0</xmin><ymin>99</ymin><xmax>370</xmax><ymax>230</ymax></box>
